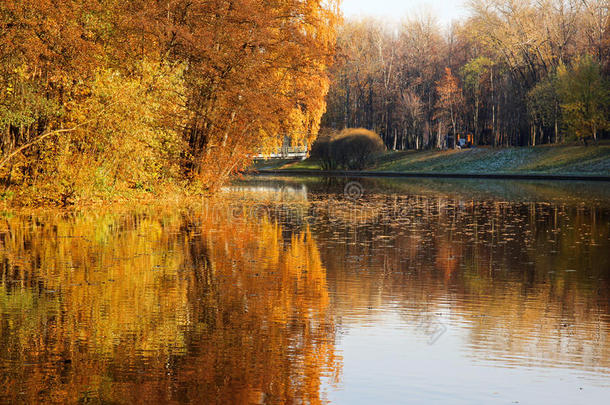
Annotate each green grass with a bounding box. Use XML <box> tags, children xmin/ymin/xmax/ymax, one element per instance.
<box><xmin>257</xmin><ymin>145</ymin><xmax>610</xmax><ymax>176</ymax></box>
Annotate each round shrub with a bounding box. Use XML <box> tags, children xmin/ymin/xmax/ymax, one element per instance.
<box><xmin>311</xmin><ymin>128</ymin><xmax>385</xmax><ymax>170</ymax></box>
<box><xmin>332</xmin><ymin>128</ymin><xmax>385</xmax><ymax>170</ymax></box>
<box><xmin>316</xmin><ymin>128</ymin><xmax>385</xmax><ymax>170</ymax></box>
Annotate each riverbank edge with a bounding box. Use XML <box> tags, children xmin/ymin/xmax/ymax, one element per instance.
<box><xmin>246</xmin><ymin>169</ymin><xmax>610</xmax><ymax>182</ymax></box>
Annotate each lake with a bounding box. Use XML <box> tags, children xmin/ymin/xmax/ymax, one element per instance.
<box><xmin>1</xmin><ymin>176</ymin><xmax>609</xmax><ymax>404</ymax></box>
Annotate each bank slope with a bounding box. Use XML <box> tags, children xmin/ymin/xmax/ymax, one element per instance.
<box><xmin>253</xmin><ymin>145</ymin><xmax>610</xmax><ymax>178</ymax></box>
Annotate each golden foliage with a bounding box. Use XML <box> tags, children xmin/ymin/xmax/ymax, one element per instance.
<box><xmin>0</xmin><ymin>205</ymin><xmax>340</xmax><ymax>403</ymax></box>
<box><xmin>0</xmin><ymin>0</ymin><xmax>340</xmax><ymax>204</ymax></box>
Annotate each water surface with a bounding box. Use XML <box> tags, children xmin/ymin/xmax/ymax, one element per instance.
<box><xmin>1</xmin><ymin>177</ymin><xmax>609</xmax><ymax>404</ymax></box>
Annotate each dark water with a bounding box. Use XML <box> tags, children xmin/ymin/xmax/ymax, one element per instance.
<box><xmin>1</xmin><ymin>177</ymin><xmax>609</xmax><ymax>404</ymax></box>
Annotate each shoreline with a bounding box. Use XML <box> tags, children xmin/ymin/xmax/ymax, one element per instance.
<box><xmin>247</xmin><ymin>169</ymin><xmax>610</xmax><ymax>182</ymax></box>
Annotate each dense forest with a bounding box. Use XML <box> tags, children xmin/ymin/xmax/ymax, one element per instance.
<box><xmin>322</xmin><ymin>0</ymin><xmax>610</xmax><ymax>150</ymax></box>
<box><xmin>0</xmin><ymin>0</ymin><xmax>339</xmax><ymax>204</ymax></box>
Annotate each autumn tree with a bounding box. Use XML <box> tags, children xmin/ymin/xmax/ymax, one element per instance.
<box><xmin>435</xmin><ymin>68</ymin><xmax>464</xmax><ymax>149</ymax></box>
<box><xmin>397</xmin><ymin>14</ymin><xmax>447</xmax><ymax>149</ymax></box>
<box><xmin>461</xmin><ymin>57</ymin><xmax>494</xmax><ymax>145</ymax></box>
<box><xmin>557</xmin><ymin>55</ymin><xmax>610</xmax><ymax>144</ymax></box>
<box><xmin>527</xmin><ymin>72</ymin><xmax>561</xmax><ymax>144</ymax></box>
<box><xmin>395</xmin><ymin>89</ymin><xmax>424</xmax><ymax>150</ymax></box>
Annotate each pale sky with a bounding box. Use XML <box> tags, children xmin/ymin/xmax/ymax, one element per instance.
<box><xmin>341</xmin><ymin>0</ymin><xmax>469</xmax><ymax>25</ymax></box>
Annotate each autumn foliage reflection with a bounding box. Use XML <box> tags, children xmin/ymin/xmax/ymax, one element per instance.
<box><xmin>0</xmin><ymin>207</ymin><xmax>340</xmax><ymax>404</ymax></box>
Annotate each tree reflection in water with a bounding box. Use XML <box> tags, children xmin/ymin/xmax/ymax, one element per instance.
<box><xmin>1</xmin><ymin>178</ymin><xmax>609</xmax><ymax>403</ymax></box>
<box><xmin>0</xmin><ymin>209</ymin><xmax>340</xmax><ymax>404</ymax></box>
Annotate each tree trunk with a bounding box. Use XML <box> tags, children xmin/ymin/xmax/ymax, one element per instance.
<box><xmin>491</xmin><ymin>67</ymin><xmax>496</xmax><ymax>147</ymax></box>
<box><xmin>437</xmin><ymin>122</ymin><xmax>443</xmax><ymax>149</ymax></box>
<box><xmin>344</xmin><ymin>78</ymin><xmax>350</xmax><ymax>128</ymax></box>
<box><xmin>474</xmin><ymin>94</ymin><xmax>479</xmax><ymax>145</ymax></box>
<box><xmin>531</xmin><ymin>125</ymin><xmax>536</xmax><ymax>146</ymax></box>
<box><xmin>451</xmin><ymin>109</ymin><xmax>457</xmax><ymax>149</ymax></box>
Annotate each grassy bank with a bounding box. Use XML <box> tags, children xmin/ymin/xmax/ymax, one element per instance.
<box><xmin>253</xmin><ymin>145</ymin><xmax>610</xmax><ymax>177</ymax></box>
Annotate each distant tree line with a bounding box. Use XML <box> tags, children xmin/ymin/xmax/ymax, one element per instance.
<box><xmin>322</xmin><ymin>0</ymin><xmax>610</xmax><ymax>150</ymax></box>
